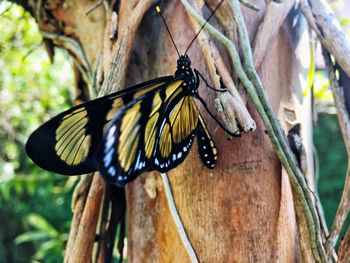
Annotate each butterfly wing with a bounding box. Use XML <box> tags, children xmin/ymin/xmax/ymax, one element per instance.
<box><xmin>196</xmin><ymin>114</ymin><xmax>218</xmax><ymax>168</ymax></box>
<box><xmin>151</xmin><ymin>86</ymin><xmax>199</xmax><ymax>172</ymax></box>
<box><xmin>25</xmin><ymin>76</ymin><xmax>172</xmax><ymax>175</ymax></box>
<box><xmin>97</xmin><ymin>79</ymin><xmax>200</xmax><ymax>186</ymax></box>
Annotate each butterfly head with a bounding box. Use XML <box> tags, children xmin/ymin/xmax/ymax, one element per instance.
<box><xmin>177</xmin><ymin>54</ymin><xmax>191</xmax><ymax>67</ymax></box>
<box><xmin>175</xmin><ymin>54</ymin><xmax>195</xmax><ymax>79</ymax></box>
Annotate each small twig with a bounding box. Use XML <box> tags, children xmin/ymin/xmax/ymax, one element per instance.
<box><xmin>40</xmin><ymin>30</ymin><xmax>92</xmax><ymax>85</ymax></box>
<box><xmin>160</xmin><ymin>173</ymin><xmax>199</xmax><ymax>263</ymax></box>
<box><xmin>85</xmin><ymin>0</ymin><xmax>103</xmax><ymax>16</ymax></box>
<box><xmin>239</xmin><ymin>0</ymin><xmax>259</xmax><ymax>11</ymax></box>
<box><xmin>91</xmin><ymin>52</ymin><xmax>103</xmax><ymax>98</ymax></box>
<box><xmin>337</xmin><ymin>224</ymin><xmax>350</xmax><ymax>263</ymax></box>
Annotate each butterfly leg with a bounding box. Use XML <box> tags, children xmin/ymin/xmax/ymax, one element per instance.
<box><xmin>194</xmin><ymin>95</ymin><xmax>240</xmax><ymax>137</ymax></box>
<box><xmin>194</xmin><ymin>69</ymin><xmax>227</xmax><ymax>92</ymax></box>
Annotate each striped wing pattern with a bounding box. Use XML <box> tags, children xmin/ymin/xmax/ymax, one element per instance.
<box><xmin>97</xmin><ymin>79</ymin><xmax>200</xmax><ymax>185</ymax></box>
<box><xmin>26</xmin><ymin>75</ymin><xmax>219</xmax><ymax>186</ymax></box>
<box><xmin>25</xmin><ymin>77</ymin><xmax>172</xmax><ymax>175</ymax></box>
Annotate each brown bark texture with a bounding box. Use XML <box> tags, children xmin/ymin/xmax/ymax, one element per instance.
<box><xmin>15</xmin><ymin>0</ymin><xmax>315</xmax><ymax>262</ymax></box>
<box><xmin>126</xmin><ymin>1</ymin><xmax>311</xmax><ymax>262</ymax></box>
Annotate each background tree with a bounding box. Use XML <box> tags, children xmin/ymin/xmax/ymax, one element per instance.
<box><xmin>1</xmin><ymin>0</ymin><xmax>350</xmax><ymax>262</ymax></box>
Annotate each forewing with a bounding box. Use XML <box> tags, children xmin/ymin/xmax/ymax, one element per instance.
<box><xmin>25</xmin><ymin>76</ymin><xmax>172</xmax><ymax>175</ymax></box>
<box><xmin>196</xmin><ymin>114</ymin><xmax>218</xmax><ymax>168</ymax></box>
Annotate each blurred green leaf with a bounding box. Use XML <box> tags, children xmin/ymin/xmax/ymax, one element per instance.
<box><xmin>304</xmin><ymin>40</ymin><xmax>315</xmax><ymax>97</ymax></box>
<box><xmin>339</xmin><ymin>18</ymin><xmax>350</xmax><ymax>26</ymax></box>
<box><xmin>313</xmin><ymin>70</ymin><xmax>333</xmax><ymax>102</ymax></box>
<box><xmin>27</xmin><ymin>214</ymin><xmax>59</xmax><ymax>237</ymax></box>
<box><xmin>15</xmin><ymin>231</ymin><xmax>50</xmax><ymax>244</ymax></box>
<box><xmin>0</xmin><ymin>1</ymin><xmax>74</xmax><ymax>262</ymax></box>
<box><xmin>33</xmin><ymin>239</ymin><xmax>63</xmax><ymax>261</ymax></box>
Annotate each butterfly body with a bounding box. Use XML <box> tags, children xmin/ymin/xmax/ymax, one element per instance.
<box><xmin>26</xmin><ymin>54</ymin><xmax>219</xmax><ymax>186</ymax></box>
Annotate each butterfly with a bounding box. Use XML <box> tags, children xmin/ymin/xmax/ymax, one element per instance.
<box><xmin>25</xmin><ymin>2</ymin><xmax>235</xmax><ymax>186</ymax></box>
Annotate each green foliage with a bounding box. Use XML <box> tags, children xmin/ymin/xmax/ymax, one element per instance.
<box><xmin>313</xmin><ymin>70</ymin><xmax>333</xmax><ymax>102</ymax></box>
<box><xmin>0</xmin><ymin>1</ymin><xmax>76</xmax><ymax>262</ymax></box>
<box><xmin>314</xmin><ymin>113</ymin><xmax>350</xmax><ymax>239</ymax></box>
<box><xmin>15</xmin><ymin>213</ymin><xmax>68</xmax><ymax>261</ymax></box>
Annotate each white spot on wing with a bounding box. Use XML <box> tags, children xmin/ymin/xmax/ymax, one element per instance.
<box><xmin>108</xmin><ymin>166</ymin><xmax>116</xmax><ymax>177</ymax></box>
<box><xmin>134</xmin><ymin>152</ymin><xmax>141</xmax><ymax>170</ymax></box>
<box><xmin>107</xmin><ymin>125</ymin><xmax>116</xmax><ymax>138</ymax></box>
<box><xmin>103</xmin><ymin>148</ymin><xmax>114</xmax><ymax>167</ymax></box>
<box><xmin>106</xmin><ymin>133</ymin><xmax>115</xmax><ymax>149</ymax></box>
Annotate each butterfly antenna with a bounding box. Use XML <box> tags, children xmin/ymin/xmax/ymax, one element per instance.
<box><xmin>156</xmin><ymin>6</ymin><xmax>181</xmax><ymax>58</ymax></box>
<box><xmin>184</xmin><ymin>0</ymin><xmax>224</xmax><ymax>55</ymax></box>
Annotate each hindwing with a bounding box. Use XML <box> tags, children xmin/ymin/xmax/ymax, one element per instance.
<box><xmin>25</xmin><ymin>76</ymin><xmax>172</xmax><ymax>175</ymax></box>
<box><xmin>97</xmin><ymin>79</ymin><xmax>200</xmax><ymax>186</ymax></box>
<box><xmin>152</xmin><ymin>89</ymin><xmax>199</xmax><ymax>172</ymax></box>
<box><xmin>197</xmin><ymin>114</ymin><xmax>218</xmax><ymax>168</ymax></box>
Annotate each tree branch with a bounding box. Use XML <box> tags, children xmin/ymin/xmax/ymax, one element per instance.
<box><xmin>65</xmin><ymin>174</ymin><xmax>105</xmax><ymax>262</ymax></box>
<box><xmin>252</xmin><ymin>0</ymin><xmax>296</xmax><ymax>69</ymax></box>
<box><xmin>322</xmin><ymin>49</ymin><xmax>350</xmax><ymax>260</ymax></box>
<box><xmin>300</xmin><ymin>0</ymin><xmax>350</xmax><ymax>78</ymax></box>
<box><xmin>338</xmin><ymin>224</ymin><xmax>350</xmax><ymax>263</ymax></box>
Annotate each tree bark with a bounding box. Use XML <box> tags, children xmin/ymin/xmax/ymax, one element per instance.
<box><xmin>15</xmin><ymin>0</ymin><xmax>314</xmax><ymax>261</ymax></box>
<box><xmin>126</xmin><ymin>1</ymin><xmax>310</xmax><ymax>262</ymax></box>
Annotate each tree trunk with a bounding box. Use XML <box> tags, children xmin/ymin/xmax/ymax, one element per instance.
<box><xmin>16</xmin><ymin>0</ymin><xmax>313</xmax><ymax>261</ymax></box>
<box><xmin>127</xmin><ymin>1</ymin><xmax>310</xmax><ymax>262</ymax></box>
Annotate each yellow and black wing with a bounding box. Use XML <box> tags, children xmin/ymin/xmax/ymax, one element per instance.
<box><xmin>96</xmin><ymin>78</ymin><xmax>200</xmax><ymax>185</ymax></box>
<box><xmin>25</xmin><ymin>76</ymin><xmax>172</xmax><ymax>175</ymax></box>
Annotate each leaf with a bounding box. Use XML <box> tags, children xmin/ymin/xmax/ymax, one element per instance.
<box><xmin>33</xmin><ymin>239</ymin><xmax>63</xmax><ymax>260</ymax></box>
<box><xmin>339</xmin><ymin>18</ymin><xmax>350</xmax><ymax>26</ymax></box>
<box><xmin>303</xmin><ymin>39</ymin><xmax>315</xmax><ymax>97</ymax></box>
<box><xmin>15</xmin><ymin>230</ymin><xmax>50</xmax><ymax>244</ymax></box>
<box><xmin>26</xmin><ymin>213</ymin><xmax>59</xmax><ymax>237</ymax></box>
